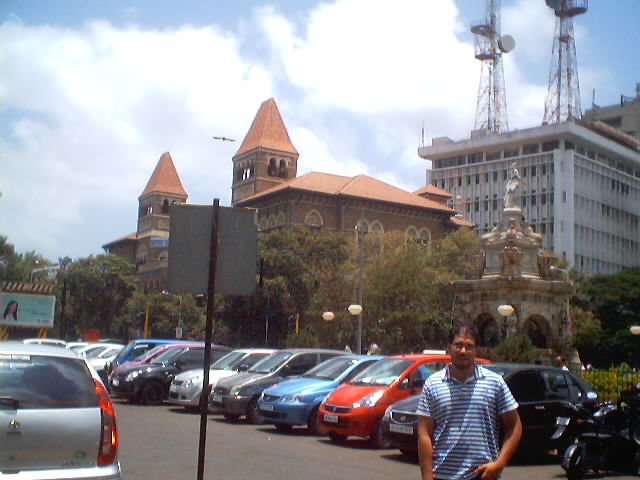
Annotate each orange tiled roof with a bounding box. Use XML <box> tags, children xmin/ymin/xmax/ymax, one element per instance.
<box><xmin>234</xmin><ymin>98</ymin><xmax>298</xmax><ymax>157</ymax></box>
<box><xmin>102</xmin><ymin>232</ymin><xmax>138</xmax><ymax>249</ymax></box>
<box><xmin>237</xmin><ymin>172</ymin><xmax>454</xmax><ymax>213</ymax></box>
<box><xmin>413</xmin><ymin>184</ymin><xmax>453</xmax><ymax>198</ymax></box>
<box><xmin>450</xmin><ymin>214</ymin><xmax>475</xmax><ymax>227</ymax></box>
<box><xmin>586</xmin><ymin>121</ymin><xmax>640</xmax><ymax>152</ymax></box>
<box><xmin>140</xmin><ymin>152</ymin><xmax>188</xmax><ymax>198</ymax></box>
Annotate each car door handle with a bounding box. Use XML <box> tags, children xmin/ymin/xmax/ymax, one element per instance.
<box><xmin>535</xmin><ymin>405</ymin><xmax>545</xmax><ymax>410</ymax></box>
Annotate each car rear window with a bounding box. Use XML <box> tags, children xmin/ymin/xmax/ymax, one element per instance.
<box><xmin>0</xmin><ymin>354</ymin><xmax>98</xmax><ymax>409</ymax></box>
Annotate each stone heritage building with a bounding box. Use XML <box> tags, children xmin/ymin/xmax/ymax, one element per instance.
<box><xmin>452</xmin><ymin>168</ymin><xmax>574</xmax><ymax>354</ymax></box>
<box><xmin>103</xmin><ymin>152</ymin><xmax>187</xmax><ymax>291</ymax></box>
<box><xmin>104</xmin><ymin>98</ymin><xmax>471</xmax><ymax>291</ymax></box>
<box><xmin>419</xmin><ymin>119</ymin><xmax>640</xmax><ymax>275</ymax></box>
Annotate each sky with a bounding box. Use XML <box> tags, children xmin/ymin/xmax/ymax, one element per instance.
<box><xmin>1</xmin><ymin>0</ymin><xmax>639</xmax><ymax>261</ymax></box>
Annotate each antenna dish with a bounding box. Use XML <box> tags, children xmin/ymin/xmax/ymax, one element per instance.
<box><xmin>498</xmin><ymin>35</ymin><xmax>515</xmax><ymax>53</ymax></box>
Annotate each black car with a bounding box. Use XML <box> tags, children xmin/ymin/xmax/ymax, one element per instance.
<box><xmin>381</xmin><ymin>363</ymin><xmax>599</xmax><ymax>456</ymax></box>
<box><xmin>210</xmin><ymin>348</ymin><xmax>346</xmax><ymax>424</ymax></box>
<box><xmin>109</xmin><ymin>344</ymin><xmax>230</xmax><ymax>404</ymax></box>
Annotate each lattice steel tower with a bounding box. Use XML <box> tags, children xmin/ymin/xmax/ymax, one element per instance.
<box><xmin>543</xmin><ymin>0</ymin><xmax>588</xmax><ymax>124</ymax></box>
<box><xmin>471</xmin><ymin>0</ymin><xmax>514</xmax><ymax>134</ymax></box>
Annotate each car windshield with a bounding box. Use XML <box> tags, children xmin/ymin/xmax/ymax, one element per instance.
<box><xmin>0</xmin><ymin>354</ymin><xmax>98</xmax><ymax>409</ymax></box>
<box><xmin>349</xmin><ymin>359</ymin><xmax>414</xmax><ymax>386</ymax></box>
<box><xmin>97</xmin><ymin>347</ymin><xmax>122</xmax><ymax>359</ymax></box>
<box><xmin>303</xmin><ymin>357</ymin><xmax>358</xmax><ymax>380</ymax></box>
<box><xmin>211</xmin><ymin>351</ymin><xmax>247</xmax><ymax>370</ymax></box>
<box><xmin>249</xmin><ymin>352</ymin><xmax>292</xmax><ymax>374</ymax></box>
<box><xmin>483</xmin><ymin>365</ymin><xmax>509</xmax><ymax>377</ymax></box>
<box><xmin>150</xmin><ymin>347</ymin><xmax>186</xmax><ymax>365</ymax></box>
<box><xmin>135</xmin><ymin>345</ymin><xmax>166</xmax><ymax>362</ymax></box>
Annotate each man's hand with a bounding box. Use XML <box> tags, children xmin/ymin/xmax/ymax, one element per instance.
<box><xmin>474</xmin><ymin>460</ymin><xmax>504</xmax><ymax>480</ymax></box>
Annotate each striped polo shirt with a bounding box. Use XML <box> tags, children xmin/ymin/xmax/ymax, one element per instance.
<box><xmin>415</xmin><ymin>364</ymin><xmax>518</xmax><ymax>480</ymax></box>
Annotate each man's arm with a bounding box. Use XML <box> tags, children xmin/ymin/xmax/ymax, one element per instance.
<box><xmin>417</xmin><ymin>416</ymin><xmax>435</xmax><ymax>480</ymax></box>
<box><xmin>475</xmin><ymin>409</ymin><xmax>522</xmax><ymax>480</ymax></box>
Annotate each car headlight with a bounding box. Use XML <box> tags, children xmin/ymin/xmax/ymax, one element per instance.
<box><xmin>353</xmin><ymin>390</ymin><xmax>384</xmax><ymax>408</ymax></box>
<box><xmin>230</xmin><ymin>385</ymin><xmax>244</xmax><ymax>396</ymax></box>
<box><xmin>125</xmin><ymin>370</ymin><xmax>141</xmax><ymax>382</ymax></box>
<box><xmin>281</xmin><ymin>394</ymin><xmax>305</xmax><ymax>403</ymax></box>
<box><xmin>185</xmin><ymin>376</ymin><xmax>202</xmax><ymax>388</ymax></box>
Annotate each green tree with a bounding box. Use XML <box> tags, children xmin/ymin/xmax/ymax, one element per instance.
<box><xmin>493</xmin><ymin>334</ymin><xmax>539</xmax><ymax>363</ymax></box>
<box><xmin>577</xmin><ymin>267</ymin><xmax>640</xmax><ymax>367</ymax></box>
<box><xmin>0</xmin><ymin>235</ymin><xmax>50</xmax><ymax>283</ymax></box>
<box><xmin>570</xmin><ymin>306</ymin><xmax>603</xmax><ymax>363</ymax></box>
<box><xmin>64</xmin><ymin>255</ymin><xmax>135</xmax><ymax>337</ymax></box>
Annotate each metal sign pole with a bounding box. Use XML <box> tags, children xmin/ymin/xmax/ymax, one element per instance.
<box><xmin>197</xmin><ymin>198</ymin><xmax>220</xmax><ymax>480</ymax></box>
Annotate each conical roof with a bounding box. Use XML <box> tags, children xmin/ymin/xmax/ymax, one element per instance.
<box><xmin>140</xmin><ymin>152</ymin><xmax>188</xmax><ymax>198</ymax></box>
<box><xmin>234</xmin><ymin>98</ymin><xmax>298</xmax><ymax>157</ymax></box>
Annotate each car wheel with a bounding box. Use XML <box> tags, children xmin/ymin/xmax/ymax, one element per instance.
<box><xmin>562</xmin><ymin>444</ymin><xmax>585</xmax><ymax>480</ymax></box>
<box><xmin>223</xmin><ymin>413</ymin><xmax>240</xmax><ymax>422</ymax></box>
<box><xmin>274</xmin><ymin>423</ymin><xmax>292</xmax><ymax>432</ymax></box>
<box><xmin>630</xmin><ymin>420</ymin><xmax>640</xmax><ymax>446</ymax></box>
<box><xmin>328</xmin><ymin>432</ymin><xmax>347</xmax><ymax>443</ymax></box>
<box><xmin>139</xmin><ymin>381</ymin><xmax>165</xmax><ymax>405</ymax></box>
<box><xmin>369</xmin><ymin>421</ymin><xmax>392</xmax><ymax>449</ymax></box>
<box><xmin>246</xmin><ymin>398</ymin><xmax>264</xmax><ymax>425</ymax></box>
<box><xmin>307</xmin><ymin>407</ymin><xmax>323</xmax><ymax>435</ymax></box>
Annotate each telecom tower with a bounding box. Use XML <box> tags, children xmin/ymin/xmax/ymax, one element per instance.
<box><xmin>471</xmin><ymin>0</ymin><xmax>515</xmax><ymax>134</ymax></box>
<box><xmin>542</xmin><ymin>0</ymin><xmax>588</xmax><ymax>124</ymax></box>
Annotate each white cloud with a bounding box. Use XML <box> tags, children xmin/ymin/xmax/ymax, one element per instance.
<box><xmin>0</xmin><ymin>20</ymin><xmax>274</xmax><ymax>258</ymax></box>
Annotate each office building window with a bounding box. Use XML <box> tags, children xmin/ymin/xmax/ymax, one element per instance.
<box><xmin>493</xmin><ymin>171</ymin><xmax>498</xmax><ymax>182</ymax></box>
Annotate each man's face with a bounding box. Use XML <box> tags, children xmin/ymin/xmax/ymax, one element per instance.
<box><xmin>448</xmin><ymin>332</ymin><xmax>477</xmax><ymax>370</ymax></box>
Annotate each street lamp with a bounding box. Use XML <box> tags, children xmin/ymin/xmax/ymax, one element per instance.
<box><xmin>630</xmin><ymin>325</ymin><xmax>640</xmax><ymax>336</ymax></box>
<box><xmin>497</xmin><ymin>304</ymin><xmax>516</xmax><ymax>338</ymax></box>
<box><xmin>322</xmin><ymin>311</ymin><xmax>335</xmax><ymax>322</ymax></box>
<box><xmin>348</xmin><ymin>304</ymin><xmax>363</xmax><ymax>354</ymax></box>
<box><xmin>162</xmin><ymin>291</ymin><xmax>183</xmax><ymax>339</ymax></box>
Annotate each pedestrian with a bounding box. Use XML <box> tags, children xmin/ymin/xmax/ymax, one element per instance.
<box><xmin>417</xmin><ymin>325</ymin><xmax>522</xmax><ymax>480</ymax></box>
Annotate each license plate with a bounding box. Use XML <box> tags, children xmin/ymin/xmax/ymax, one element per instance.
<box><xmin>261</xmin><ymin>404</ymin><xmax>274</xmax><ymax>411</ymax></box>
<box><xmin>324</xmin><ymin>414</ymin><xmax>339</xmax><ymax>424</ymax></box>
<box><xmin>212</xmin><ymin>394</ymin><xmax>222</xmax><ymax>403</ymax></box>
<box><xmin>390</xmin><ymin>424</ymin><xmax>414</xmax><ymax>435</ymax></box>
<box><xmin>112</xmin><ymin>378</ymin><xmax>120</xmax><ymax>387</ymax></box>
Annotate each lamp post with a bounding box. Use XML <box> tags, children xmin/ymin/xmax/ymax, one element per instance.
<box><xmin>348</xmin><ymin>304</ymin><xmax>363</xmax><ymax>354</ymax></box>
<box><xmin>497</xmin><ymin>304</ymin><xmax>516</xmax><ymax>338</ymax></box>
<box><xmin>162</xmin><ymin>290</ymin><xmax>183</xmax><ymax>339</ymax></box>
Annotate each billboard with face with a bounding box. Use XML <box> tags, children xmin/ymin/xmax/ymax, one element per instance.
<box><xmin>0</xmin><ymin>293</ymin><xmax>56</xmax><ymax>328</ymax></box>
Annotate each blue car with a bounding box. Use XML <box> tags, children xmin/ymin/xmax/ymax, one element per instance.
<box><xmin>258</xmin><ymin>354</ymin><xmax>383</xmax><ymax>433</ymax></box>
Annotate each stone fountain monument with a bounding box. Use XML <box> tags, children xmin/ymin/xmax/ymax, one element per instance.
<box><xmin>452</xmin><ymin>164</ymin><xmax>574</xmax><ymax>355</ymax></box>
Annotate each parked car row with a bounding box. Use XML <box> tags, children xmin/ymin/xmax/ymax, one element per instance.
<box><xmin>201</xmin><ymin>350</ymin><xmax>599</xmax><ymax>458</ymax></box>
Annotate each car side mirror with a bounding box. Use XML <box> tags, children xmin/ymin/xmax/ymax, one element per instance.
<box><xmin>400</xmin><ymin>378</ymin><xmax>411</xmax><ymax>390</ymax></box>
<box><xmin>237</xmin><ymin>364</ymin><xmax>249</xmax><ymax>372</ymax></box>
<box><xmin>174</xmin><ymin>360</ymin><xmax>186</xmax><ymax>369</ymax></box>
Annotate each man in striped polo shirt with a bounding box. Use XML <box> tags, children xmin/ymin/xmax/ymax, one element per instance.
<box><xmin>417</xmin><ymin>326</ymin><xmax>522</xmax><ymax>480</ymax></box>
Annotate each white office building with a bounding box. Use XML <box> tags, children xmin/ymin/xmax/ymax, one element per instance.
<box><xmin>418</xmin><ymin>121</ymin><xmax>640</xmax><ymax>275</ymax></box>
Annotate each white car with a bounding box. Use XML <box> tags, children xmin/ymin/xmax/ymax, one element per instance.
<box><xmin>0</xmin><ymin>341</ymin><xmax>122</xmax><ymax>479</ymax></box>
<box><xmin>77</xmin><ymin>343</ymin><xmax>124</xmax><ymax>359</ymax></box>
<box><xmin>167</xmin><ymin>348</ymin><xmax>276</xmax><ymax>409</ymax></box>
<box><xmin>88</xmin><ymin>346</ymin><xmax>125</xmax><ymax>378</ymax></box>
<box><xmin>22</xmin><ymin>338</ymin><xmax>67</xmax><ymax>348</ymax></box>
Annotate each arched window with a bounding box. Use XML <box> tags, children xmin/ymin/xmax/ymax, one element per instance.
<box><xmin>278</xmin><ymin>159</ymin><xmax>288</xmax><ymax>178</ymax></box>
<box><xmin>268</xmin><ymin>158</ymin><xmax>278</xmax><ymax>177</ymax></box>
<box><xmin>370</xmin><ymin>221</ymin><xmax>384</xmax><ymax>234</ymax></box>
<box><xmin>161</xmin><ymin>199</ymin><xmax>169</xmax><ymax>214</ymax></box>
<box><xmin>405</xmin><ymin>226</ymin><xmax>419</xmax><ymax>241</ymax></box>
<box><xmin>136</xmin><ymin>245</ymin><xmax>148</xmax><ymax>265</ymax></box>
<box><xmin>418</xmin><ymin>228</ymin><xmax>432</xmax><ymax>247</ymax></box>
<box><xmin>258</xmin><ymin>217</ymin><xmax>268</xmax><ymax>232</ymax></box>
<box><xmin>276</xmin><ymin>212</ymin><xmax>286</xmax><ymax>227</ymax></box>
<box><xmin>304</xmin><ymin>210</ymin><xmax>323</xmax><ymax>230</ymax></box>
<box><xmin>267</xmin><ymin>215</ymin><xmax>277</xmax><ymax>229</ymax></box>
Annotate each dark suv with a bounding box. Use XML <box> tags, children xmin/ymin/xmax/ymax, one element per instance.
<box><xmin>109</xmin><ymin>344</ymin><xmax>230</xmax><ymax>404</ymax></box>
<box><xmin>210</xmin><ymin>348</ymin><xmax>346</xmax><ymax>424</ymax></box>
<box><xmin>381</xmin><ymin>363</ymin><xmax>598</xmax><ymax>456</ymax></box>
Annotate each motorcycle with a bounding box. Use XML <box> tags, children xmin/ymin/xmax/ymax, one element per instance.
<box><xmin>561</xmin><ymin>385</ymin><xmax>640</xmax><ymax>480</ymax></box>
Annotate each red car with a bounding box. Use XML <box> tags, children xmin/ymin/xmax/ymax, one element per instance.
<box><xmin>318</xmin><ymin>354</ymin><xmax>490</xmax><ymax>448</ymax></box>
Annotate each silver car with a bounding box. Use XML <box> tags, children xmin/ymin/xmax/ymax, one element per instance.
<box><xmin>167</xmin><ymin>348</ymin><xmax>276</xmax><ymax>409</ymax></box>
<box><xmin>0</xmin><ymin>341</ymin><xmax>122</xmax><ymax>479</ymax></box>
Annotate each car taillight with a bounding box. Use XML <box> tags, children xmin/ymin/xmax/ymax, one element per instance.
<box><xmin>95</xmin><ymin>380</ymin><xmax>119</xmax><ymax>466</ymax></box>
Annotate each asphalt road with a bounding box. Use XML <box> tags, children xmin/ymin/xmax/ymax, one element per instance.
<box><xmin>114</xmin><ymin>401</ymin><xmax>637</xmax><ymax>480</ymax></box>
